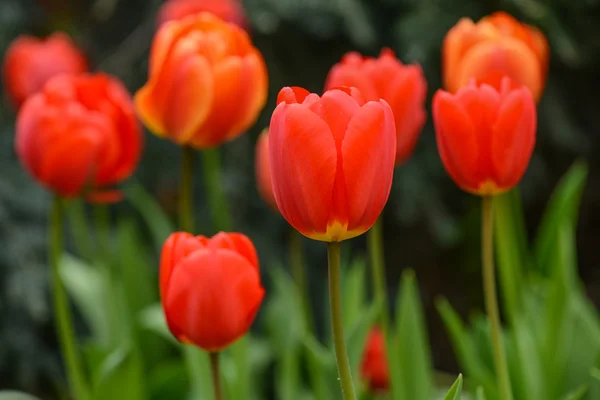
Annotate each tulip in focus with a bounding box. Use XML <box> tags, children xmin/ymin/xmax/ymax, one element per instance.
<box><xmin>135</xmin><ymin>12</ymin><xmax>268</xmax><ymax>149</ymax></box>
<box><xmin>325</xmin><ymin>48</ymin><xmax>427</xmax><ymax>165</ymax></box>
<box><xmin>360</xmin><ymin>326</ymin><xmax>389</xmax><ymax>392</ymax></box>
<box><xmin>433</xmin><ymin>77</ymin><xmax>536</xmax><ymax>195</ymax></box>
<box><xmin>269</xmin><ymin>86</ymin><xmax>396</xmax><ymax>242</ymax></box>
<box><xmin>443</xmin><ymin>11</ymin><xmax>549</xmax><ymax>101</ymax></box>
<box><xmin>3</xmin><ymin>32</ymin><xmax>88</xmax><ymax>108</ymax></box>
<box><xmin>157</xmin><ymin>0</ymin><xmax>247</xmax><ymax>30</ymax></box>
<box><xmin>255</xmin><ymin>130</ymin><xmax>277</xmax><ymax>210</ymax></box>
<box><xmin>160</xmin><ymin>232</ymin><xmax>265</xmax><ymax>351</ymax></box>
<box><xmin>16</xmin><ymin>73</ymin><xmax>142</xmax><ymax>201</ymax></box>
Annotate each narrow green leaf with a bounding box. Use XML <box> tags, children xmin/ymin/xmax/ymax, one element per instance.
<box><xmin>442</xmin><ymin>374</ymin><xmax>463</xmax><ymax>400</ymax></box>
<box><xmin>302</xmin><ymin>334</ymin><xmax>335</xmax><ymax>400</ymax></box>
<box><xmin>347</xmin><ymin>297</ymin><xmax>382</xmax><ymax>377</ymax></box>
<box><xmin>93</xmin><ymin>346</ymin><xmax>145</xmax><ymax>400</ymax></box>
<box><xmin>561</xmin><ymin>384</ymin><xmax>588</xmax><ymax>400</ymax></box>
<box><xmin>138</xmin><ymin>303</ymin><xmax>177</xmax><ymax>344</ymax></box>
<box><xmin>476</xmin><ymin>387</ymin><xmax>487</xmax><ymax>400</ymax></box>
<box><xmin>395</xmin><ymin>270</ymin><xmax>433</xmax><ymax>400</ymax></box>
<box><xmin>342</xmin><ymin>256</ymin><xmax>367</xmax><ymax>330</ymax></box>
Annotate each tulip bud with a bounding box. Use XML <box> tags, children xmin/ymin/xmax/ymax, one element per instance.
<box><xmin>433</xmin><ymin>77</ymin><xmax>536</xmax><ymax>195</ymax></box>
<box><xmin>269</xmin><ymin>86</ymin><xmax>396</xmax><ymax>242</ymax></box>
<box><xmin>157</xmin><ymin>0</ymin><xmax>248</xmax><ymax>30</ymax></box>
<box><xmin>360</xmin><ymin>326</ymin><xmax>389</xmax><ymax>392</ymax></box>
<box><xmin>160</xmin><ymin>232</ymin><xmax>265</xmax><ymax>351</ymax></box>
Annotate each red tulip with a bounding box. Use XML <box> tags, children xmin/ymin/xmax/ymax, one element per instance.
<box><xmin>157</xmin><ymin>0</ymin><xmax>248</xmax><ymax>30</ymax></box>
<box><xmin>360</xmin><ymin>326</ymin><xmax>389</xmax><ymax>392</ymax></box>
<box><xmin>269</xmin><ymin>86</ymin><xmax>396</xmax><ymax>242</ymax></box>
<box><xmin>160</xmin><ymin>232</ymin><xmax>265</xmax><ymax>351</ymax></box>
<box><xmin>433</xmin><ymin>77</ymin><xmax>536</xmax><ymax>195</ymax></box>
<box><xmin>255</xmin><ymin>130</ymin><xmax>277</xmax><ymax>210</ymax></box>
<box><xmin>325</xmin><ymin>48</ymin><xmax>427</xmax><ymax>165</ymax></box>
<box><xmin>443</xmin><ymin>11</ymin><xmax>549</xmax><ymax>102</ymax></box>
<box><xmin>16</xmin><ymin>73</ymin><xmax>142</xmax><ymax>202</ymax></box>
<box><xmin>3</xmin><ymin>32</ymin><xmax>88</xmax><ymax>108</ymax></box>
<box><xmin>135</xmin><ymin>12</ymin><xmax>268</xmax><ymax>149</ymax></box>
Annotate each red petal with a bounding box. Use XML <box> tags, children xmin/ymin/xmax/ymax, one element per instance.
<box><xmin>276</xmin><ymin>86</ymin><xmax>310</xmax><ymax>105</ymax></box>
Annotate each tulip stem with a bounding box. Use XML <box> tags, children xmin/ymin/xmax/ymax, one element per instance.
<box><xmin>179</xmin><ymin>146</ymin><xmax>195</xmax><ymax>233</ymax></box>
<box><xmin>49</xmin><ymin>197</ymin><xmax>91</xmax><ymax>400</ymax></box>
<box><xmin>210</xmin><ymin>352</ymin><xmax>223</xmax><ymax>400</ymax></box>
<box><xmin>328</xmin><ymin>241</ymin><xmax>357</xmax><ymax>400</ymax></box>
<box><xmin>482</xmin><ymin>196</ymin><xmax>513</xmax><ymax>400</ymax></box>
<box><xmin>290</xmin><ymin>229</ymin><xmax>314</xmax><ymax>333</ymax></box>
<box><xmin>202</xmin><ymin>148</ymin><xmax>232</xmax><ymax>232</ymax></box>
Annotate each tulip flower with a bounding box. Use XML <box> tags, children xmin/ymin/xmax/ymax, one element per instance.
<box><xmin>157</xmin><ymin>0</ymin><xmax>247</xmax><ymax>30</ymax></box>
<box><xmin>443</xmin><ymin>11</ymin><xmax>549</xmax><ymax>101</ymax></box>
<box><xmin>269</xmin><ymin>86</ymin><xmax>396</xmax><ymax>243</ymax></box>
<box><xmin>160</xmin><ymin>232</ymin><xmax>265</xmax><ymax>351</ymax></box>
<box><xmin>433</xmin><ymin>77</ymin><xmax>536</xmax><ymax>196</ymax></box>
<box><xmin>325</xmin><ymin>48</ymin><xmax>427</xmax><ymax>165</ymax></box>
<box><xmin>255</xmin><ymin>130</ymin><xmax>277</xmax><ymax>210</ymax></box>
<box><xmin>16</xmin><ymin>73</ymin><xmax>142</xmax><ymax>202</ymax></box>
<box><xmin>360</xmin><ymin>327</ymin><xmax>389</xmax><ymax>392</ymax></box>
<box><xmin>3</xmin><ymin>32</ymin><xmax>88</xmax><ymax>108</ymax></box>
<box><xmin>135</xmin><ymin>12</ymin><xmax>268</xmax><ymax>149</ymax></box>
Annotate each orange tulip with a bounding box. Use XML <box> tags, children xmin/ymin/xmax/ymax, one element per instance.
<box><xmin>135</xmin><ymin>12</ymin><xmax>268</xmax><ymax>149</ymax></box>
<box><xmin>3</xmin><ymin>32</ymin><xmax>88</xmax><ymax>108</ymax></box>
<box><xmin>269</xmin><ymin>86</ymin><xmax>396</xmax><ymax>242</ymax></box>
<box><xmin>433</xmin><ymin>77</ymin><xmax>536</xmax><ymax>195</ymax></box>
<box><xmin>360</xmin><ymin>326</ymin><xmax>389</xmax><ymax>392</ymax></box>
<box><xmin>443</xmin><ymin>11</ymin><xmax>549</xmax><ymax>101</ymax></box>
<box><xmin>15</xmin><ymin>73</ymin><xmax>142</xmax><ymax>202</ymax></box>
<box><xmin>255</xmin><ymin>130</ymin><xmax>277</xmax><ymax>210</ymax></box>
<box><xmin>160</xmin><ymin>232</ymin><xmax>265</xmax><ymax>351</ymax></box>
<box><xmin>157</xmin><ymin>0</ymin><xmax>248</xmax><ymax>30</ymax></box>
<box><xmin>325</xmin><ymin>48</ymin><xmax>427</xmax><ymax>165</ymax></box>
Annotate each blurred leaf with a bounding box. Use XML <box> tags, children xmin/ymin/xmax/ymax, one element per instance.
<box><xmin>302</xmin><ymin>334</ymin><xmax>335</xmax><ymax>400</ymax></box>
<box><xmin>0</xmin><ymin>393</ymin><xmax>42</xmax><ymax>400</ymax></box>
<box><xmin>147</xmin><ymin>361</ymin><xmax>188</xmax><ymax>400</ymax></box>
<box><xmin>93</xmin><ymin>346</ymin><xmax>145</xmax><ymax>400</ymax></box>
<box><xmin>507</xmin><ymin>315</ymin><xmax>546</xmax><ymax>400</ymax></box>
<box><xmin>395</xmin><ymin>270</ymin><xmax>433</xmax><ymax>400</ymax></box>
<box><xmin>347</xmin><ymin>297</ymin><xmax>382</xmax><ymax>377</ymax></box>
<box><xmin>534</xmin><ymin>161</ymin><xmax>588</xmax><ymax>275</ymax></box>
<box><xmin>138</xmin><ymin>303</ymin><xmax>176</xmax><ymax>344</ymax></box>
<box><xmin>476</xmin><ymin>387</ymin><xmax>487</xmax><ymax>400</ymax></box>
<box><xmin>442</xmin><ymin>374</ymin><xmax>463</xmax><ymax>400</ymax></box>
<box><xmin>562</xmin><ymin>385</ymin><xmax>588</xmax><ymax>400</ymax></box>
<box><xmin>342</xmin><ymin>256</ymin><xmax>367</xmax><ymax>330</ymax></box>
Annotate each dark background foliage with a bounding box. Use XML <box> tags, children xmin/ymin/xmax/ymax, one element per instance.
<box><xmin>0</xmin><ymin>0</ymin><xmax>599</xmax><ymax>396</ymax></box>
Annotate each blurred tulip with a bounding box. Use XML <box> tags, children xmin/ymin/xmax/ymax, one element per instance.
<box><xmin>160</xmin><ymin>232</ymin><xmax>265</xmax><ymax>351</ymax></box>
<box><xmin>433</xmin><ymin>77</ymin><xmax>536</xmax><ymax>196</ymax></box>
<box><xmin>443</xmin><ymin>11</ymin><xmax>549</xmax><ymax>102</ymax></box>
<box><xmin>3</xmin><ymin>32</ymin><xmax>88</xmax><ymax>108</ymax></box>
<box><xmin>360</xmin><ymin>326</ymin><xmax>389</xmax><ymax>392</ymax></box>
<box><xmin>157</xmin><ymin>0</ymin><xmax>247</xmax><ymax>30</ymax></box>
<box><xmin>269</xmin><ymin>86</ymin><xmax>396</xmax><ymax>242</ymax></box>
<box><xmin>135</xmin><ymin>12</ymin><xmax>268</xmax><ymax>149</ymax></box>
<box><xmin>16</xmin><ymin>73</ymin><xmax>142</xmax><ymax>202</ymax></box>
<box><xmin>255</xmin><ymin>130</ymin><xmax>277</xmax><ymax>210</ymax></box>
<box><xmin>325</xmin><ymin>48</ymin><xmax>427</xmax><ymax>165</ymax></box>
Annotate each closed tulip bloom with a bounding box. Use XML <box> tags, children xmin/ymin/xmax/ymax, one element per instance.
<box><xmin>325</xmin><ymin>49</ymin><xmax>427</xmax><ymax>165</ymax></box>
<box><xmin>360</xmin><ymin>327</ymin><xmax>389</xmax><ymax>392</ymax></box>
<box><xmin>255</xmin><ymin>130</ymin><xmax>277</xmax><ymax>210</ymax></box>
<box><xmin>16</xmin><ymin>73</ymin><xmax>142</xmax><ymax>201</ymax></box>
<box><xmin>3</xmin><ymin>32</ymin><xmax>88</xmax><ymax>108</ymax></box>
<box><xmin>269</xmin><ymin>86</ymin><xmax>396</xmax><ymax>242</ymax></box>
<box><xmin>433</xmin><ymin>77</ymin><xmax>536</xmax><ymax>195</ymax></box>
<box><xmin>157</xmin><ymin>0</ymin><xmax>247</xmax><ymax>30</ymax></box>
<box><xmin>160</xmin><ymin>232</ymin><xmax>265</xmax><ymax>351</ymax></box>
<box><xmin>135</xmin><ymin>12</ymin><xmax>268</xmax><ymax>149</ymax></box>
<box><xmin>443</xmin><ymin>11</ymin><xmax>549</xmax><ymax>101</ymax></box>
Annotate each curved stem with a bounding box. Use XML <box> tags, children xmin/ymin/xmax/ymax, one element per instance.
<box><xmin>328</xmin><ymin>241</ymin><xmax>357</xmax><ymax>400</ymax></box>
<box><xmin>49</xmin><ymin>197</ymin><xmax>91</xmax><ymax>400</ymax></box>
<box><xmin>202</xmin><ymin>148</ymin><xmax>232</xmax><ymax>232</ymax></box>
<box><xmin>290</xmin><ymin>229</ymin><xmax>314</xmax><ymax>333</ymax></box>
<box><xmin>179</xmin><ymin>146</ymin><xmax>195</xmax><ymax>233</ymax></box>
<box><xmin>210</xmin><ymin>352</ymin><xmax>223</xmax><ymax>400</ymax></box>
<box><xmin>482</xmin><ymin>196</ymin><xmax>513</xmax><ymax>400</ymax></box>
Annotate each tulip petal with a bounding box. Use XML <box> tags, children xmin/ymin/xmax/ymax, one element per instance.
<box><xmin>277</xmin><ymin>86</ymin><xmax>310</xmax><ymax>105</ymax></box>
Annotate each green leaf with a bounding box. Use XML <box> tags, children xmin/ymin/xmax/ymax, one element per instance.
<box><xmin>342</xmin><ymin>256</ymin><xmax>368</xmax><ymax>330</ymax></box>
<box><xmin>93</xmin><ymin>346</ymin><xmax>146</xmax><ymax>400</ymax></box>
<box><xmin>346</xmin><ymin>296</ymin><xmax>382</xmax><ymax>377</ymax></box>
<box><xmin>395</xmin><ymin>270</ymin><xmax>433</xmax><ymax>400</ymax></box>
<box><xmin>476</xmin><ymin>387</ymin><xmax>487</xmax><ymax>400</ymax></box>
<box><xmin>138</xmin><ymin>303</ymin><xmax>177</xmax><ymax>344</ymax></box>
<box><xmin>147</xmin><ymin>361</ymin><xmax>188</xmax><ymax>400</ymax></box>
<box><xmin>0</xmin><ymin>393</ymin><xmax>42</xmax><ymax>400</ymax></box>
<box><xmin>534</xmin><ymin>161</ymin><xmax>588</xmax><ymax>275</ymax></box>
<box><xmin>561</xmin><ymin>385</ymin><xmax>588</xmax><ymax>400</ymax></box>
<box><xmin>302</xmin><ymin>334</ymin><xmax>335</xmax><ymax>400</ymax></box>
<box><xmin>442</xmin><ymin>374</ymin><xmax>463</xmax><ymax>400</ymax></box>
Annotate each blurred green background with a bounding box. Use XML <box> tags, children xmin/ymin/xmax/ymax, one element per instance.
<box><xmin>0</xmin><ymin>0</ymin><xmax>599</xmax><ymax>397</ymax></box>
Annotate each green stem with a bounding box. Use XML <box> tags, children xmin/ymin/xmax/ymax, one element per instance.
<box><xmin>202</xmin><ymin>148</ymin><xmax>232</xmax><ymax>232</ymax></box>
<box><xmin>290</xmin><ymin>229</ymin><xmax>314</xmax><ymax>333</ymax></box>
<box><xmin>328</xmin><ymin>241</ymin><xmax>357</xmax><ymax>400</ymax></box>
<box><xmin>482</xmin><ymin>196</ymin><xmax>513</xmax><ymax>400</ymax></box>
<box><xmin>210</xmin><ymin>352</ymin><xmax>223</xmax><ymax>400</ymax></box>
<box><xmin>179</xmin><ymin>146</ymin><xmax>195</xmax><ymax>233</ymax></box>
<box><xmin>49</xmin><ymin>197</ymin><xmax>91</xmax><ymax>400</ymax></box>
<box><xmin>66</xmin><ymin>199</ymin><xmax>92</xmax><ymax>261</ymax></box>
